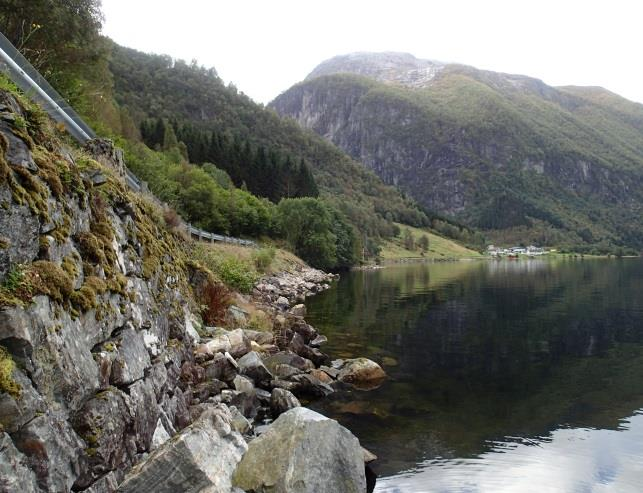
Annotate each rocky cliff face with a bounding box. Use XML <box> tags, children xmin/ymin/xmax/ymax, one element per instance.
<box><xmin>0</xmin><ymin>89</ymin><xmax>381</xmax><ymax>492</ymax></box>
<box><xmin>0</xmin><ymin>88</ymin><xmax>211</xmax><ymax>492</ymax></box>
<box><xmin>273</xmin><ymin>53</ymin><xmax>643</xmax><ymax>250</ymax></box>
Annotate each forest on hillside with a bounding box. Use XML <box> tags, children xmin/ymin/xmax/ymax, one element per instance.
<box><xmin>0</xmin><ymin>0</ymin><xmax>484</xmax><ymax>269</ymax></box>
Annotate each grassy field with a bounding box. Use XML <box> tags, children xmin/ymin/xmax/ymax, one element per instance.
<box><xmin>379</xmin><ymin>224</ymin><xmax>482</xmax><ymax>262</ymax></box>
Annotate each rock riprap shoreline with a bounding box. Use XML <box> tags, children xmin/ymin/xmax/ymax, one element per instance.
<box><xmin>0</xmin><ymin>89</ymin><xmax>384</xmax><ymax>493</ymax></box>
<box><xmin>119</xmin><ymin>267</ymin><xmax>386</xmax><ymax>492</ymax></box>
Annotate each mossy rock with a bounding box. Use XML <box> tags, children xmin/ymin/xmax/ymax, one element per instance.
<box><xmin>0</xmin><ymin>346</ymin><xmax>20</xmax><ymax>398</ymax></box>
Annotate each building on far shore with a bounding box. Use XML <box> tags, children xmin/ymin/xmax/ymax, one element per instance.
<box><xmin>487</xmin><ymin>245</ymin><xmax>547</xmax><ymax>257</ymax></box>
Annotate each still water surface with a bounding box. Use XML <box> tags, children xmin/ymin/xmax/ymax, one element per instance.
<box><xmin>305</xmin><ymin>259</ymin><xmax>643</xmax><ymax>493</ymax></box>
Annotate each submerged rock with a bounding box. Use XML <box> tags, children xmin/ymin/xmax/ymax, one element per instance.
<box><xmin>337</xmin><ymin>358</ymin><xmax>387</xmax><ymax>384</ymax></box>
<box><xmin>117</xmin><ymin>405</ymin><xmax>247</xmax><ymax>493</ymax></box>
<box><xmin>232</xmin><ymin>407</ymin><xmax>366</xmax><ymax>493</ymax></box>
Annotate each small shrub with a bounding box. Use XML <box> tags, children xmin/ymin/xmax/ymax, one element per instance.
<box><xmin>163</xmin><ymin>208</ymin><xmax>181</xmax><ymax>229</ymax></box>
<box><xmin>216</xmin><ymin>257</ymin><xmax>258</xmax><ymax>293</ymax></box>
<box><xmin>200</xmin><ymin>281</ymin><xmax>230</xmax><ymax>326</ymax></box>
<box><xmin>192</xmin><ymin>244</ymin><xmax>259</xmax><ymax>293</ymax></box>
<box><xmin>0</xmin><ymin>264</ymin><xmax>33</xmax><ymax>306</ymax></box>
<box><xmin>3</xmin><ymin>264</ymin><xmax>25</xmax><ymax>292</ymax></box>
<box><xmin>252</xmin><ymin>247</ymin><xmax>275</xmax><ymax>273</ymax></box>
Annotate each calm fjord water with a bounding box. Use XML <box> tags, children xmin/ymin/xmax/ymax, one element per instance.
<box><xmin>305</xmin><ymin>259</ymin><xmax>643</xmax><ymax>493</ymax></box>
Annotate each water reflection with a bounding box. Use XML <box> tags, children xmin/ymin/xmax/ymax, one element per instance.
<box><xmin>305</xmin><ymin>259</ymin><xmax>643</xmax><ymax>492</ymax></box>
<box><xmin>376</xmin><ymin>412</ymin><xmax>643</xmax><ymax>493</ymax></box>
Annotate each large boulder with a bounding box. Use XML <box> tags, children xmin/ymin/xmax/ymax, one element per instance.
<box><xmin>233</xmin><ymin>407</ymin><xmax>366</xmax><ymax>493</ymax></box>
<box><xmin>337</xmin><ymin>358</ymin><xmax>387</xmax><ymax>385</ymax></box>
<box><xmin>117</xmin><ymin>405</ymin><xmax>247</xmax><ymax>493</ymax></box>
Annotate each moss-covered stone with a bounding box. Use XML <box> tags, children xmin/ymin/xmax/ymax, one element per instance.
<box><xmin>0</xmin><ymin>346</ymin><xmax>20</xmax><ymax>398</ymax></box>
<box><xmin>61</xmin><ymin>254</ymin><xmax>79</xmax><ymax>279</ymax></box>
<box><xmin>30</xmin><ymin>260</ymin><xmax>73</xmax><ymax>304</ymax></box>
<box><xmin>70</xmin><ymin>285</ymin><xmax>98</xmax><ymax>312</ymax></box>
<box><xmin>10</xmin><ymin>165</ymin><xmax>50</xmax><ymax>222</ymax></box>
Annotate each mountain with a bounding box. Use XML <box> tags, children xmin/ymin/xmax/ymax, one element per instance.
<box><xmin>108</xmin><ymin>45</ymin><xmax>433</xmax><ymax>245</ymax></box>
<box><xmin>272</xmin><ymin>52</ymin><xmax>643</xmax><ymax>253</ymax></box>
<box><xmin>0</xmin><ymin>0</ymin><xmax>480</xmax><ymax>267</ymax></box>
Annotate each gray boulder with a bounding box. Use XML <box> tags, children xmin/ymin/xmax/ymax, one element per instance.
<box><xmin>289</xmin><ymin>304</ymin><xmax>306</xmax><ymax>317</ymax></box>
<box><xmin>275</xmin><ymin>296</ymin><xmax>290</xmax><ymax>309</ymax></box>
<box><xmin>202</xmin><ymin>328</ymin><xmax>251</xmax><ymax>359</ymax></box>
<box><xmin>0</xmin><ymin>433</ymin><xmax>39</xmax><ymax>493</ymax></box>
<box><xmin>0</xmin><ymin>368</ymin><xmax>45</xmax><ymax>432</ymax></box>
<box><xmin>310</xmin><ymin>335</ymin><xmax>328</xmax><ymax>347</ymax></box>
<box><xmin>109</xmin><ymin>328</ymin><xmax>152</xmax><ymax>386</ymax></box>
<box><xmin>291</xmin><ymin>373</ymin><xmax>334</xmax><ymax>397</ymax></box>
<box><xmin>203</xmin><ymin>353</ymin><xmax>238</xmax><ymax>383</ymax></box>
<box><xmin>71</xmin><ymin>387</ymin><xmax>134</xmax><ymax>489</ymax></box>
<box><xmin>225</xmin><ymin>305</ymin><xmax>249</xmax><ymax>327</ymax></box>
<box><xmin>263</xmin><ymin>351</ymin><xmax>314</xmax><ymax>373</ymax></box>
<box><xmin>12</xmin><ymin>412</ymin><xmax>85</xmax><ymax>493</ymax></box>
<box><xmin>117</xmin><ymin>405</ymin><xmax>247</xmax><ymax>493</ymax></box>
<box><xmin>243</xmin><ymin>329</ymin><xmax>274</xmax><ymax>346</ymax></box>
<box><xmin>226</xmin><ymin>328</ymin><xmax>251</xmax><ymax>359</ymax></box>
<box><xmin>232</xmin><ymin>407</ymin><xmax>366</xmax><ymax>493</ymax></box>
<box><xmin>237</xmin><ymin>351</ymin><xmax>273</xmax><ymax>386</ymax></box>
<box><xmin>233</xmin><ymin>374</ymin><xmax>255</xmax><ymax>394</ymax></box>
<box><xmin>228</xmin><ymin>406</ymin><xmax>252</xmax><ymax>435</ymax></box>
<box><xmin>272</xmin><ymin>363</ymin><xmax>303</xmax><ymax>379</ymax></box>
<box><xmin>270</xmin><ymin>388</ymin><xmax>300</xmax><ymax>417</ymax></box>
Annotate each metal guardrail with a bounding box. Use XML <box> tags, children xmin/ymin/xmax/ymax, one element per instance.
<box><xmin>0</xmin><ymin>30</ymin><xmax>255</xmax><ymax>248</ymax></box>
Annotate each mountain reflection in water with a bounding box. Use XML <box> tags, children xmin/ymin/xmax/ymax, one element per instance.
<box><xmin>305</xmin><ymin>259</ymin><xmax>643</xmax><ymax>493</ymax></box>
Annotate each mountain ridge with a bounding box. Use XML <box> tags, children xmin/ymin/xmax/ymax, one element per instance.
<box><xmin>272</xmin><ymin>52</ymin><xmax>643</xmax><ymax>253</ymax></box>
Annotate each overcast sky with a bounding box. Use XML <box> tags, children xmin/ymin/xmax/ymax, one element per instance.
<box><xmin>101</xmin><ymin>0</ymin><xmax>643</xmax><ymax>105</ymax></box>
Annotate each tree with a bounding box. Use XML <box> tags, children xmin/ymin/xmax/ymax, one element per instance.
<box><xmin>0</xmin><ymin>1</ymin><xmax>106</xmax><ymax>100</ymax></box>
<box><xmin>403</xmin><ymin>229</ymin><xmax>415</xmax><ymax>251</ymax></box>
<box><xmin>162</xmin><ymin>120</ymin><xmax>179</xmax><ymax>152</ymax></box>
<box><xmin>276</xmin><ymin>198</ymin><xmax>337</xmax><ymax>270</ymax></box>
<box><xmin>329</xmin><ymin>208</ymin><xmax>358</xmax><ymax>270</ymax></box>
<box><xmin>418</xmin><ymin>234</ymin><xmax>429</xmax><ymax>252</ymax></box>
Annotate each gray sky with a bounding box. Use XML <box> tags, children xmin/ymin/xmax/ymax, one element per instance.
<box><xmin>101</xmin><ymin>0</ymin><xmax>643</xmax><ymax>105</ymax></box>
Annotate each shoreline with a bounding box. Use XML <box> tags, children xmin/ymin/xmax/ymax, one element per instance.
<box><xmin>352</xmin><ymin>253</ymin><xmax>641</xmax><ymax>270</ymax></box>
